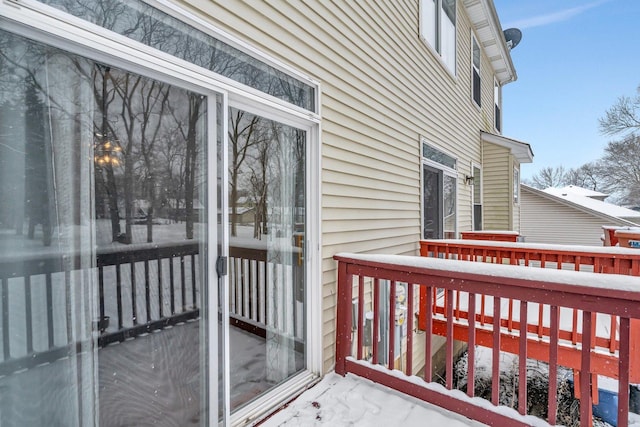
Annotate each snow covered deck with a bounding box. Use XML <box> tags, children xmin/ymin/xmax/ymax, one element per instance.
<box><xmin>262</xmin><ymin>372</ymin><xmax>487</xmax><ymax>427</ymax></box>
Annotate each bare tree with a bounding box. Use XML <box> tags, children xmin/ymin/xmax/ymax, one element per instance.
<box><xmin>529</xmin><ymin>166</ymin><xmax>565</xmax><ymax>189</ymax></box>
<box><xmin>599</xmin><ymin>85</ymin><xmax>640</xmax><ymax>136</ymax></box>
<box><xmin>563</xmin><ymin>162</ymin><xmax>605</xmax><ymax>192</ymax></box>
<box><xmin>597</xmin><ymin>135</ymin><xmax>640</xmax><ymax>206</ymax></box>
<box><xmin>228</xmin><ymin>109</ymin><xmax>261</xmax><ymax>237</ymax></box>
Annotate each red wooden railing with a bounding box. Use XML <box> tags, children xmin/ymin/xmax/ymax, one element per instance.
<box><xmin>419</xmin><ymin>240</ymin><xmax>640</xmax><ymax>381</ymax></box>
<box><xmin>334</xmin><ymin>252</ymin><xmax>640</xmax><ymax>427</ymax></box>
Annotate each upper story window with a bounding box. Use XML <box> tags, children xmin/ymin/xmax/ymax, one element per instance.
<box><xmin>513</xmin><ymin>167</ymin><xmax>520</xmax><ymax>204</ymax></box>
<box><xmin>494</xmin><ymin>80</ymin><xmax>502</xmax><ymax>132</ymax></box>
<box><xmin>35</xmin><ymin>0</ymin><xmax>316</xmax><ymax>112</ymax></box>
<box><xmin>472</xmin><ymin>35</ymin><xmax>481</xmax><ymax>107</ymax></box>
<box><xmin>420</xmin><ymin>0</ymin><xmax>457</xmax><ymax>74</ymax></box>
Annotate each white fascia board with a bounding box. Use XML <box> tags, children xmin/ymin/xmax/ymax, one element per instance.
<box><xmin>464</xmin><ymin>0</ymin><xmax>517</xmax><ymax>85</ymax></box>
<box><xmin>481</xmin><ymin>131</ymin><xmax>534</xmax><ymax>163</ymax></box>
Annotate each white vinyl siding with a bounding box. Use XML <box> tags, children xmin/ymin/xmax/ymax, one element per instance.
<box><xmin>180</xmin><ymin>0</ymin><xmax>503</xmax><ymax>372</ymax></box>
<box><xmin>482</xmin><ymin>142</ymin><xmax>510</xmax><ymax>230</ymax></box>
<box><xmin>520</xmin><ymin>188</ymin><xmax>629</xmax><ymax>246</ymax></box>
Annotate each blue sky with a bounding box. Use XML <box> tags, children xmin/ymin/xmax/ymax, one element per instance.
<box><xmin>492</xmin><ymin>0</ymin><xmax>640</xmax><ymax>179</ymax></box>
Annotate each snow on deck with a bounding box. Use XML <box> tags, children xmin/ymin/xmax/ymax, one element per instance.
<box><xmin>262</xmin><ymin>372</ymin><xmax>487</xmax><ymax>427</ymax></box>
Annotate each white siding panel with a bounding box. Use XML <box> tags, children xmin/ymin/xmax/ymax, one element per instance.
<box><xmin>521</xmin><ymin>188</ymin><xmax>626</xmax><ymax>246</ymax></box>
<box><xmin>180</xmin><ymin>0</ymin><xmax>511</xmax><ymax>372</ymax></box>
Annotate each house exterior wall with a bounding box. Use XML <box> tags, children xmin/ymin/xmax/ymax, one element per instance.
<box><xmin>177</xmin><ymin>0</ymin><xmax>510</xmax><ymax>372</ymax></box>
<box><xmin>520</xmin><ymin>187</ymin><xmax>627</xmax><ymax>246</ymax></box>
<box><xmin>482</xmin><ymin>142</ymin><xmax>512</xmax><ymax>230</ymax></box>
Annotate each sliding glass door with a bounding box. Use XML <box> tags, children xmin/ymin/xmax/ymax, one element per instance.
<box><xmin>0</xmin><ymin>29</ymin><xmax>222</xmax><ymax>426</ymax></box>
<box><xmin>1</xmin><ymin>0</ymin><xmax>317</xmax><ymax>422</ymax></box>
<box><xmin>227</xmin><ymin>107</ymin><xmax>307</xmax><ymax>411</ymax></box>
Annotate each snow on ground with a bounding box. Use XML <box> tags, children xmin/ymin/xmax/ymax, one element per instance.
<box><xmin>262</xmin><ymin>372</ymin><xmax>487</xmax><ymax>427</ymax></box>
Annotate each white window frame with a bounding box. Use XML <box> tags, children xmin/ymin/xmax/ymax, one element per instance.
<box><xmin>420</xmin><ymin>0</ymin><xmax>457</xmax><ymax>75</ymax></box>
<box><xmin>494</xmin><ymin>79</ymin><xmax>502</xmax><ymax>132</ymax></box>
<box><xmin>471</xmin><ymin>34</ymin><xmax>481</xmax><ymax>108</ymax></box>
<box><xmin>513</xmin><ymin>167</ymin><xmax>520</xmax><ymax>204</ymax></box>
<box><xmin>0</xmin><ymin>2</ymin><xmax>323</xmax><ymax>425</ymax></box>
<box><xmin>471</xmin><ymin>162</ymin><xmax>482</xmax><ymax>231</ymax></box>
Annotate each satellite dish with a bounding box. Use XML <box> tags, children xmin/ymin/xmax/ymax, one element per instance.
<box><xmin>503</xmin><ymin>28</ymin><xmax>522</xmax><ymax>50</ymax></box>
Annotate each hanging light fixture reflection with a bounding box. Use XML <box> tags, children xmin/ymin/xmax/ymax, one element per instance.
<box><xmin>94</xmin><ymin>136</ymin><xmax>122</xmax><ymax>166</ymax></box>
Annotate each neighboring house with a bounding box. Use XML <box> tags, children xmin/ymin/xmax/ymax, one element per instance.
<box><xmin>521</xmin><ymin>184</ymin><xmax>640</xmax><ymax>246</ymax></box>
<box><xmin>0</xmin><ymin>1</ymin><xmax>528</xmax><ymax>426</ymax></box>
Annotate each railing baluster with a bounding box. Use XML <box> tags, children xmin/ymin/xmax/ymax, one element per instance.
<box><xmin>2</xmin><ymin>277</ymin><xmax>9</xmax><ymax>360</ymax></box>
<box><xmin>373</xmin><ymin>278</ymin><xmax>380</xmax><ymax>365</ymax></box>
<box><xmin>46</xmin><ymin>273</ymin><xmax>54</xmax><ymax>349</ymax></box>
<box><xmin>131</xmin><ymin>261</ymin><xmax>137</xmax><ymax>325</ymax></box>
<box><xmin>467</xmin><ymin>292</ymin><xmax>476</xmax><ymax>398</ymax></box>
<box><xmin>157</xmin><ymin>255</ymin><xmax>163</xmax><ymax>319</ymax></box>
<box><xmin>580</xmin><ymin>311</ymin><xmax>593</xmax><ymax>426</ymax></box>
<box><xmin>424</xmin><ymin>285</ymin><xmax>433</xmax><ymax>383</ymax></box>
<box><xmin>518</xmin><ymin>300</ymin><xmax>528</xmax><ymax>415</ymax></box>
<box><xmin>169</xmin><ymin>256</ymin><xmax>175</xmax><ymax>316</ymax></box>
<box><xmin>99</xmin><ymin>266</ymin><xmax>106</xmax><ymax>330</ymax></box>
<box><xmin>388</xmin><ymin>281</ymin><xmax>396</xmax><ymax>370</ymax></box>
<box><xmin>180</xmin><ymin>256</ymin><xmax>186</xmax><ymax>312</ymax></box>
<box><xmin>446</xmin><ymin>289</ymin><xmax>453</xmax><ymax>390</ymax></box>
<box><xmin>116</xmin><ymin>263</ymin><xmax>123</xmax><ymax>329</ymax></box>
<box><xmin>618</xmin><ymin>317</ymin><xmax>631</xmax><ymax>427</ymax></box>
<box><xmin>548</xmin><ymin>305</ymin><xmax>559</xmax><ymax>425</ymax></box>
<box><xmin>492</xmin><ymin>296</ymin><xmax>501</xmax><ymax>405</ymax></box>
<box><xmin>144</xmin><ymin>260</ymin><xmax>151</xmax><ymax>323</ymax></box>
<box><xmin>609</xmin><ymin>315</ymin><xmax>617</xmax><ymax>353</ymax></box>
<box><xmin>65</xmin><ymin>270</ymin><xmax>72</xmax><ymax>342</ymax></box>
<box><xmin>25</xmin><ymin>276</ymin><xmax>33</xmax><ymax>354</ymax></box>
<box><xmin>406</xmin><ymin>283</ymin><xmax>414</xmax><ymax>376</ymax></box>
<box><xmin>191</xmin><ymin>254</ymin><xmax>197</xmax><ymax>308</ymax></box>
<box><xmin>537</xmin><ymin>303</ymin><xmax>543</xmax><ymax>338</ymax></box>
<box><xmin>357</xmin><ymin>275</ymin><xmax>364</xmax><ymax>360</ymax></box>
<box><xmin>250</xmin><ymin>259</ymin><xmax>257</xmax><ymax>322</ymax></box>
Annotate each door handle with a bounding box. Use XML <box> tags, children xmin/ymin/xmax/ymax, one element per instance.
<box><xmin>216</xmin><ymin>255</ymin><xmax>227</xmax><ymax>277</ymax></box>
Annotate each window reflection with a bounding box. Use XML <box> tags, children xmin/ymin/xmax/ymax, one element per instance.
<box><xmin>0</xmin><ymin>30</ymin><xmax>211</xmax><ymax>426</ymax></box>
<box><xmin>228</xmin><ymin>108</ymin><xmax>306</xmax><ymax>410</ymax></box>
<box><xmin>37</xmin><ymin>0</ymin><xmax>316</xmax><ymax>111</ymax></box>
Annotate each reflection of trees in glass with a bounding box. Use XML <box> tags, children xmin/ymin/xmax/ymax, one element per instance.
<box><xmin>229</xmin><ymin>109</ymin><xmax>263</xmax><ymax>237</ymax></box>
<box><xmin>228</xmin><ymin>109</ymin><xmax>306</xmax><ymax>240</ymax></box>
<box><xmin>38</xmin><ymin>0</ymin><xmax>314</xmax><ymax>111</ymax></box>
<box><xmin>0</xmin><ymin>29</ymin><xmax>206</xmax><ymax>246</ymax></box>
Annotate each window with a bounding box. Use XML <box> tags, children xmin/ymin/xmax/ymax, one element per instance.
<box><xmin>514</xmin><ymin>167</ymin><xmax>520</xmax><ymax>204</ymax></box>
<box><xmin>472</xmin><ymin>36</ymin><xmax>481</xmax><ymax>107</ymax></box>
<box><xmin>422</xmin><ymin>140</ymin><xmax>457</xmax><ymax>239</ymax></box>
<box><xmin>472</xmin><ymin>164</ymin><xmax>482</xmax><ymax>230</ymax></box>
<box><xmin>420</xmin><ymin>0</ymin><xmax>457</xmax><ymax>74</ymax></box>
<box><xmin>35</xmin><ymin>0</ymin><xmax>316</xmax><ymax>112</ymax></box>
<box><xmin>495</xmin><ymin>80</ymin><xmax>502</xmax><ymax>132</ymax></box>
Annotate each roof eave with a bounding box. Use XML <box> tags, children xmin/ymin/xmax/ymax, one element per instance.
<box><xmin>464</xmin><ymin>0</ymin><xmax>517</xmax><ymax>85</ymax></box>
<box><xmin>481</xmin><ymin>131</ymin><xmax>534</xmax><ymax>163</ymax></box>
<box><xmin>522</xmin><ymin>184</ymin><xmax>640</xmax><ymax>226</ymax></box>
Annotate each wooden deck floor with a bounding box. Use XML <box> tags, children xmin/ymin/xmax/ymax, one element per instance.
<box><xmin>0</xmin><ymin>322</ymin><xmax>291</xmax><ymax>426</ymax></box>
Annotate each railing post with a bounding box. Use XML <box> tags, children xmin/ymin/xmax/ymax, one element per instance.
<box><xmin>335</xmin><ymin>260</ymin><xmax>353</xmax><ymax>376</ymax></box>
<box><xmin>630</xmin><ymin>318</ymin><xmax>640</xmax><ymax>383</ymax></box>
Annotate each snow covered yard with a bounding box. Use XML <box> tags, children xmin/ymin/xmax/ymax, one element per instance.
<box><xmin>261</xmin><ymin>372</ymin><xmax>487</xmax><ymax>427</ymax></box>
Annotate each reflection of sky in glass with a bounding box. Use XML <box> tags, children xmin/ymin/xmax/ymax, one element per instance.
<box><xmin>37</xmin><ymin>0</ymin><xmax>315</xmax><ymax>111</ymax></box>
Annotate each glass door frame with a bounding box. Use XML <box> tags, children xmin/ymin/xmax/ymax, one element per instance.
<box><xmin>1</xmin><ymin>7</ymin><xmax>228</xmax><ymax>425</ymax></box>
<box><xmin>421</xmin><ymin>158</ymin><xmax>458</xmax><ymax>240</ymax></box>
<box><xmin>1</xmin><ymin>2</ymin><xmax>323</xmax><ymax>425</ymax></box>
